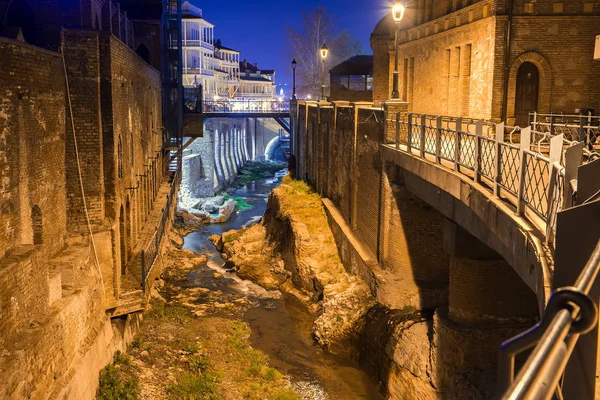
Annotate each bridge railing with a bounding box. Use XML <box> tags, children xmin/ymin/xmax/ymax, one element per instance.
<box><xmin>530</xmin><ymin>111</ymin><xmax>600</xmax><ymax>151</ymax></box>
<box><xmin>203</xmin><ymin>99</ymin><xmax>290</xmax><ymax>114</ymax></box>
<box><xmin>385</xmin><ymin>112</ymin><xmax>566</xmax><ymax>243</ymax></box>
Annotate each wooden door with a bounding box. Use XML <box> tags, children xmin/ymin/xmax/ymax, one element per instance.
<box><xmin>515</xmin><ymin>62</ymin><xmax>539</xmax><ymax>127</ymax></box>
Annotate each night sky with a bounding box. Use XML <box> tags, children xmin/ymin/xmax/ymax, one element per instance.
<box><xmin>197</xmin><ymin>0</ymin><xmax>390</xmax><ymax>93</ymax></box>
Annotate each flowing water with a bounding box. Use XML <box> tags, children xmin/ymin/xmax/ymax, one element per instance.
<box><xmin>182</xmin><ymin>177</ymin><xmax>383</xmax><ymax>400</ymax></box>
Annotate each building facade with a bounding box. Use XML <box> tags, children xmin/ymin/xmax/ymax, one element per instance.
<box><xmin>371</xmin><ymin>0</ymin><xmax>600</xmax><ymax>125</ymax></box>
<box><xmin>179</xmin><ymin>1</ymin><xmax>275</xmax><ymax>103</ymax></box>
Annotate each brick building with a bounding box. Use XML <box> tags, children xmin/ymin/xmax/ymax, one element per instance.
<box><xmin>0</xmin><ymin>0</ymin><xmax>174</xmax><ymax>397</ymax></box>
<box><xmin>371</xmin><ymin>0</ymin><xmax>600</xmax><ymax>125</ymax></box>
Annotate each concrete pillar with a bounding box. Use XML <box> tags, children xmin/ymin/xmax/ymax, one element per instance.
<box><xmin>232</xmin><ymin>127</ymin><xmax>240</xmax><ymax>169</ymax></box>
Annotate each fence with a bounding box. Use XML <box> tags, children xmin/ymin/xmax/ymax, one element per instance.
<box><xmin>385</xmin><ymin>112</ymin><xmax>565</xmax><ymax>242</ymax></box>
<box><xmin>531</xmin><ymin>112</ymin><xmax>600</xmax><ymax>152</ymax></box>
<box><xmin>140</xmin><ymin>153</ymin><xmax>181</xmax><ymax>291</ymax></box>
<box><xmin>203</xmin><ymin>99</ymin><xmax>290</xmax><ymax>114</ymax></box>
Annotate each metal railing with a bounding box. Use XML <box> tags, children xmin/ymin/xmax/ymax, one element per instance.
<box><xmin>531</xmin><ymin>112</ymin><xmax>600</xmax><ymax>151</ymax></box>
<box><xmin>385</xmin><ymin>113</ymin><xmax>565</xmax><ymax>241</ymax></box>
<box><xmin>140</xmin><ymin>153</ymin><xmax>180</xmax><ymax>292</ymax></box>
<box><xmin>497</xmin><ymin>239</ymin><xmax>600</xmax><ymax>400</ymax></box>
<box><xmin>203</xmin><ymin>99</ymin><xmax>290</xmax><ymax>114</ymax></box>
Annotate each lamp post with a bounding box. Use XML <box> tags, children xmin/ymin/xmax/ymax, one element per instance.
<box><xmin>391</xmin><ymin>3</ymin><xmax>406</xmax><ymax>99</ymax></box>
<box><xmin>320</xmin><ymin>43</ymin><xmax>329</xmax><ymax>100</ymax></box>
<box><xmin>292</xmin><ymin>58</ymin><xmax>297</xmax><ymax>99</ymax></box>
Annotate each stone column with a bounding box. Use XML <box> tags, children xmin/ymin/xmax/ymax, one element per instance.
<box><xmin>432</xmin><ymin>220</ymin><xmax>539</xmax><ymax>397</ymax></box>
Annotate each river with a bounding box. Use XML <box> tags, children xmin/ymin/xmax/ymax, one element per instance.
<box><xmin>182</xmin><ymin>177</ymin><xmax>383</xmax><ymax>400</ymax></box>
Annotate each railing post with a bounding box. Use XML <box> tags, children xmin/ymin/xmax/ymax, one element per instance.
<box><xmin>579</xmin><ymin>113</ymin><xmax>586</xmax><ymax>144</ymax></box>
<box><xmin>407</xmin><ymin>113</ymin><xmax>413</xmax><ymax>153</ymax></box>
<box><xmin>141</xmin><ymin>250</ymin><xmax>146</xmax><ymax>292</ymax></box>
<box><xmin>436</xmin><ymin>116</ymin><xmax>442</xmax><ymax>163</ymax></box>
<box><xmin>420</xmin><ymin>115</ymin><xmax>426</xmax><ymax>157</ymax></box>
<box><xmin>474</xmin><ymin>120</ymin><xmax>483</xmax><ymax>183</ymax></box>
<box><xmin>516</xmin><ymin>127</ymin><xmax>532</xmax><ymax>216</ymax></box>
<box><xmin>494</xmin><ymin>123</ymin><xmax>505</xmax><ymax>197</ymax></box>
<box><xmin>545</xmin><ymin>134</ymin><xmax>564</xmax><ymax>244</ymax></box>
<box><xmin>454</xmin><ymin>117</ymin><xmax>462</xmax><ymax>172</ymax></box>
<box><xmin>395</xmin><ymin>112</ymin><xmax>400</xmax><ymax>150</ymax></box>
<box><xmin>550</xmin><ymin>114</ymin><xmax>555</xmax><ymax>136</ymax></box>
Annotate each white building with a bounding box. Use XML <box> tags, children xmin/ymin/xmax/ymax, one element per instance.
<box><xmin>180</xmin><ymin>1</ymin><xmax>276</xmax><ymax>104</ymax></box>
<box><xmin>181</xmin><ymin>1</ymin><xmax>217</xmax><ymax>97</ymax></box>
<box><xmin>237</xmin><ymin>60</ymin><xmax>276</xmax><ymax>101</ymax></box>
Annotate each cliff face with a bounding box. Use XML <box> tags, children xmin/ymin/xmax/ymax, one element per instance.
<box><xmin>220</xmin><ymin>178</ymin><xmax>515</xmax><ymax>399</ymax></box>
<box><xmin>222</xmin><ymin>178</ymin><xmax>375</xmax><ymax>357</ymax></box>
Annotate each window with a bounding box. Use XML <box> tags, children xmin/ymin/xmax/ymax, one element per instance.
<box><xmin>584</xmin><ymin>3</ymin><xmax>594</xmax><ymax>12</ymax></box>
<box><xmin>349</xmin><ymin>75</ymin><xmax>366</xmax><ymax>91</ymax></box>
<box><xmin>32</xmin><ymin>205</ymin><xmax>42</xmax><ymax>245</ymax></box>
<box><xmin>524</xmin><ymin>2</ymin><xmax>534</xmax><ymax>13</ymax></box>
<box><xmin>553</xmin><ymin>3</ymin><xmax>563</xmax><ymax>13</ymax></box>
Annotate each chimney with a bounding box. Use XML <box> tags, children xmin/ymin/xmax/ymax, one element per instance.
<box><xmin>254</xmin><ymin>62</ymin><xmax>258</xmax><ymax>68</ymax></box>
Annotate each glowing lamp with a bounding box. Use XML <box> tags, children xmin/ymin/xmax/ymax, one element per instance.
<box><xmin>392</xmin><ymin>3</ymin><xmax>406</xmax><ymax>22</ymax></box>
<box><xmin>320</xmin><ymin>44</ymin><xmax>329</xmax><ymax>60</ymax></box>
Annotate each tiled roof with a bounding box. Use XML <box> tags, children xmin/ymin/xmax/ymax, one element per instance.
<box><xmin>329</xmin><ymin>55</ymin><xmax>373</xmax><ymax>76</ymax></box>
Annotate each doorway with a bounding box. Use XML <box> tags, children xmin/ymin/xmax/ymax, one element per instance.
<box><xmin>514</xmin><ymin>62</ymin><xmax>539</xmax><ymax>128</ymax></box>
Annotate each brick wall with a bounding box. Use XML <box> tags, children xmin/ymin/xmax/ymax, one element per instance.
<box><xmin>372</xmin><ymin>0</ymin><xmax>600</xmax><ymax>121</ymax></box>
<box><xmin>328</xmin><ymin>106</ymin><xmax>354</xmax><ymax>221</ymax></box>
<box><xmin>0</xmin><ymin>38</ymin><xmax>67</xmax><ymax>258</ymax></box>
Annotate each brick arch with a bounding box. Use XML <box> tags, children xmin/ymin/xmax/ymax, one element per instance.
<box><xmin>506</xmin><ymin>52</ymin><xmax>553</xmax><ymax>124</ymax></box>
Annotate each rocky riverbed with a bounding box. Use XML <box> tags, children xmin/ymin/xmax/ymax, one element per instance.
<box><xmin>97</xmin><ymin>166</ymin><xmax>382</xmax><ymax>400</ymax></box>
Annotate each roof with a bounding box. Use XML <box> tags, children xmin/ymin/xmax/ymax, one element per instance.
<box><xmin>329</xmin><ymin>55</ymin><xmax>373</xmax><ymax>76</ymax></box>
<box><xmin>239</xmin><ymin>61</ymin><xmax>274</xmax><ymax>75</ymax></box>
<box><xmin>240</xmin><ymin>76</ymin><xmax>273</xmax><ymax>83</ymax></box>
<box><xmin>216</xmin><ymin>44</ymin><xmax>240</xmax><ymax>53</ymax></box>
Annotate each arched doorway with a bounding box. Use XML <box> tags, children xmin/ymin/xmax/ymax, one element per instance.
<box><xmin>514</xmin><ymin>62</ymin><xmax>539</xmax><ymax>127</ymax></box>
<box><xmin>119</xmin><ymin>205</ymin><xmax>127</xmax><ymax>274</ymax></box>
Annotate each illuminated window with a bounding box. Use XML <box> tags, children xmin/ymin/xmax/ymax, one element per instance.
<box><xmin>553</xmin><ymin>3</ymin><xmax>563</xmax><ymax>13</ymax></box>
<box><xmin>524</xmin><ymin>3</ymin><xmax>534</xmax><ymax>13</ymax></box>
<box><xmin>483</xmin><ymin>4</ymin><xmax>490</xmax><ymax>17</ymax></box>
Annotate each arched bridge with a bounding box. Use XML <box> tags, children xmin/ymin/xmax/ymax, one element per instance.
<box><xmin>290</xmin><ymin>99</ymin><xmax>600</xmax><ymax>399</ymax></box>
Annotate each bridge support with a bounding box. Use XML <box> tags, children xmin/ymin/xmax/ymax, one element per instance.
<box><xmin>378</xmin><ymin>161</ymin><xmax>450</xmax><ymax>309</ymax></box>
<box><xmin>432</xmin><ymin>220</ymin><xmax>539</xmax><ymax>397</ymax></box>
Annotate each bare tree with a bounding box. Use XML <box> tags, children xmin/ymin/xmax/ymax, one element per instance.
<box><xmin>287</xmin><ymin>6</ymin><xmax>363</xmax><ymax>98</ymax></box>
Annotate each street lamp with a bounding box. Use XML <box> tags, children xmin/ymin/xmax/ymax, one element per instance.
<box><xmin>292</xmin><ymin>58</ymin><xmax>297</xmax><ymax>99</ymax></box>
<box><xmin>391</xmin><ymin>2</ymin><xmax>406</xmax><ymax>99</ymax></box>
<box><xmin>320</xmin><ymin>43</ymin><xmax>329</xmax><ymax>100</ymax></box>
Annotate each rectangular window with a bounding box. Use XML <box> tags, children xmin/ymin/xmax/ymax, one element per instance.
<box><xmin>524</xmin><ymin>3</ymin><xmax>534</xmax><ymax>13</ymax></box>
<box><xmin>483</xmin><ymin>4</ymin><xmax>490</xmax><ymax>17</ymax></box>
<box><xmin>553</xmin><ymin>3</ymin><xmax>564</xmax><ymax>13</ymax></box>
<box><xmin>349</xmin><ymin>75</ymin><xmax>366</xmax><ymax>91</ymax></box>
<box><xmin>584</xmin><ymin>3</ymin><xmax>594</xmax><ymax>12</ymax></box>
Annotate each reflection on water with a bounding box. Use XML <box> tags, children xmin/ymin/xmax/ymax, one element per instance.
<box><xmin>182</xmin><ymin>178</ymin><xmax>382</xmax><ymax>400</ymax></box>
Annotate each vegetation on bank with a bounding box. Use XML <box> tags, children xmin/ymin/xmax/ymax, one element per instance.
<box><xmin>97</xmin><ymin>249</ymin><xmax>299</xmax><ymax>400</ymax></box>
<box><xmin>97</xmin><ymin>351</ymin><xmax>140</xmax><ymax>400</ymax></box>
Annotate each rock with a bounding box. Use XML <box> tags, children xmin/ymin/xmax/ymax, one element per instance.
<box><xmin>224</xmin><ymin>259</ymin><xmax>236</xmax><ymax>270</ymax></box>
<box><xmin>210</xmin><ymin>199</ymin><xmax>237</xmax><ymax>224</ymax></box>
<box><xmin>263</xmin><ymin>171</ymin><xmax>274</xmax><ymax>177</ymax></box>
<box><xmin>140</xmin><ymin>350</ymin><xmax>150</xmax><ymax>358</ymax></box>
<box><xmin>212</xmin><ymin>272</ymin><xmax>224</xmax><ymax>279</ymax></box>
<box><xmin>209</xmin><ymin>234</ymin><xmax>224</xmax><ymax>251</ymax></box>
<box><xmin>202</xmin><ymin>195</ymin><xmax>225</xmax><ymax>214</ymax></box>
<box><xmin>242</xmin><ymin>216</ymin><xmax>262</xmax><ymax>229</ymax></box>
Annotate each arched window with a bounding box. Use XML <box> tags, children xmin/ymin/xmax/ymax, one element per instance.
<box><xmin>118</xmin><ymin>136</ymin><xmax>124</xmax><ymax>178</ymax></box>
<box><xmin>32</xmin><ymin>205</ymin><xmax>42</xmax><ymax>245</ymax></box>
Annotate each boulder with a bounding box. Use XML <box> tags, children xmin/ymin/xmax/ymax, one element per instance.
<box><xmin>210</xmin><ymin>199</ymin><xmax>237</xmax><ymax>223</ymax></box>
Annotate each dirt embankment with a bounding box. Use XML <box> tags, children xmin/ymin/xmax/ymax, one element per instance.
<box><xmin>215</xmin><ymin>178</ymin><xmax>375</xmax><ymax>357</ymax></box>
